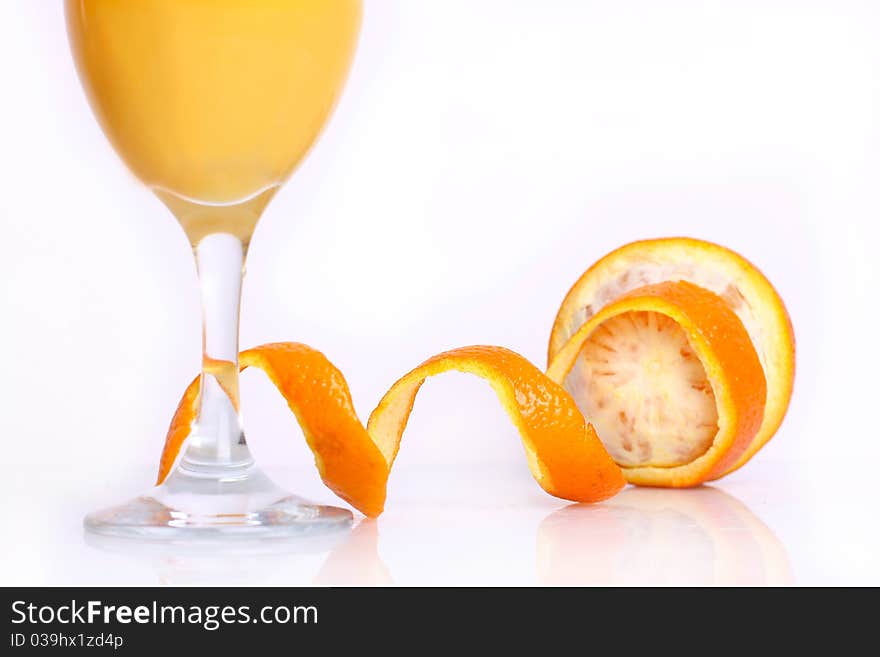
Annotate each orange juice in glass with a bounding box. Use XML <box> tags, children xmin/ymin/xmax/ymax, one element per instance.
<box><xmin>67</xmin><ymin>0</ymin><xmax>362</xmax><ymax>538</ymax></box>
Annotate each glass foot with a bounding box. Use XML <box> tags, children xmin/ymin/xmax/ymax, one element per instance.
<box><xmin>84</xmin><ymin>465</ymin><xmax>353</xmax><ymax>541</ymax></box>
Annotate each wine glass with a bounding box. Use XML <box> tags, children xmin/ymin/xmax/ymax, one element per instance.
<box><xmin>66</xmin><ymin>0</ymin><xmax>363</xmax><ymax>538</ymax></box>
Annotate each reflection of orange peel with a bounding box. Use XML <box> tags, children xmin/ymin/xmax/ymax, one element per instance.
<box><xmin>158</xmin><ymin>343</ymin><xmax>626</xmax><ymax>517</ymax></box>
<box><xmin>537</xmin><ymin>487</ymin><xmax>793</xmax><ymax>586</ymax></box>
<box><xmin>201</xmin><ymin>356</ymin><xmax>241</xmax><ymax>410</ymax></box>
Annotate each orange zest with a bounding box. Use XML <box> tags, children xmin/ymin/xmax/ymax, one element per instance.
<box><xmin>158</xmin><ymin>343</ymin><xmax>626</xmax><ymax>517</ymax></box>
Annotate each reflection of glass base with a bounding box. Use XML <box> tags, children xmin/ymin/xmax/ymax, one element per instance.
<box><xmin>84</xmin><ymin>465</ymin><xmax>353</xmax><ymax>541</ymax></box>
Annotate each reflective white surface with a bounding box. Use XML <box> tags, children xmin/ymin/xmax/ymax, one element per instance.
<box><xmin>2</xmin><ymin>460</ymin><xmax>875</xmax><ymax>586</ymax></box>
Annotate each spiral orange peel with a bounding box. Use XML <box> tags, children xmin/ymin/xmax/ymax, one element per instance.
<box><xmin>157</xmin><ymin>237</ymin><xmax>793</xmax><ymax>514</ymax></box>
<box><xmin>157</xmin><ymin>343</ymin><xmax>626</xmax><ymax>517</ymax></box>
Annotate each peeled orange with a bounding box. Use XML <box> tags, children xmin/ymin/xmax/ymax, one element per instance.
<box><xmin>548</xmin><ymin>280</ymin><xmax>767</xmax><ymax>486</ymax></box>
<box><xmin>549</xmin><ymin>237</ymin><xmax>794</xmax><ymax>483</ymax></box>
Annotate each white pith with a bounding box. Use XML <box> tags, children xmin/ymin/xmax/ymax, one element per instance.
<box><xmin>566</xmin><ymin>259</ymin><xmax>763</xmax><ymax>370</ymax></box>
<box><xmin>578</xmin><ymin>310</ymin><xmax>718</xmax><ymax>467</ymax></box>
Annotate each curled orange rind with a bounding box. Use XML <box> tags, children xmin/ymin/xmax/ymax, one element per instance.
<box><xmin>158</xmin><ymin>343</ymin><xmax>626</xmax><ymax>517</ymax></box>
<box><xmin>157</xmin><ymin>237</ymin><xmax>793</xmax><ymax>514</ymax></box>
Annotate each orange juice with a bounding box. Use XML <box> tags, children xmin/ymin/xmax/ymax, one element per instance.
<box><xmin>66</xmin><ymin>0</ymin><xmax>362</xmax><ymax>244</ymax></box>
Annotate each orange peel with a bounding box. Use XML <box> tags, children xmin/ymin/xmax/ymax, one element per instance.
<box><xmin>549</xmin><ymin>237</ymin><xmax>794</xmax><ymax>478</ymax></box>
<box><xmin>547</xmin><ymin>280</ymin><xmax>766</xmax><ymax>487</ymax></box>
<box><xmin>158</xmin><ymin>343</ymin><xmax>626</xmax><ymax>517</ymax></box>
<box><xmin>157</xmin><ymin>236</ymin><xmax>793</xmax><ymax>513</ymax></box>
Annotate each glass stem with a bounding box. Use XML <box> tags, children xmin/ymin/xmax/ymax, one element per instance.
<box><xmin>179</xmin><ymin>232</ymin><xmax>252</xmax><ymax>477</ymax></box>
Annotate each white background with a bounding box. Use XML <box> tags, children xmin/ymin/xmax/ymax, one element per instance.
<box><xmin>1</xmin><ymin>0</ymin><xmax>878</xmax><ymax>585</ymax></box>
